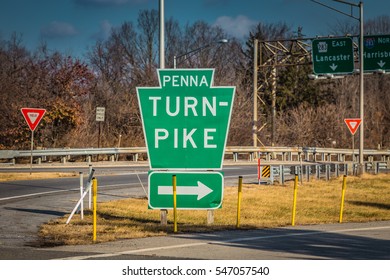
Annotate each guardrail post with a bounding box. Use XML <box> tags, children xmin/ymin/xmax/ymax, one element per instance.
<box><xmin>326</xmin><ymin>164</ymin><xmax>330</xmax><ymax>180</ymax></box>
<box><xmin>316</xmin><ymin>165</ymin><xmax>320</xmax><ymax>179</ymax></box>
<box><xmin>306</xmin><ymin>165</ymin><xmax>310</xmax><ymax>182</ymax></box>
<box><xmin>280</xmin><ymin>165</ymin><xmax>285</xmax><ymax>185</ymax></box>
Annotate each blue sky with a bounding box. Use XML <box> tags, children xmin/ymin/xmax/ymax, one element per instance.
<box><xmin>1</xmin><ymin>0</ymin><xmax>389</xmax><ymax>58</ymax></box>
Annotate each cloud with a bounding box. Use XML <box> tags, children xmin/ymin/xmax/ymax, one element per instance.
<box><xmin>213</xmin><ymin>15</ymin><xmax>256</xmax><ymax>39</ymax></box>
<box><xmin>74</xmin><ymin>0</ymin><xmax>146</xmax><ymax>7</ymax></box>
<box><xmin>41</xmin><ymin>21</ymin><xmax>78</xmax><ymax>39</ymax></box>
<box><xmin>91</xmin><ymin>20</ymin><xmax>113</xmax><ymax>40</ymax></box>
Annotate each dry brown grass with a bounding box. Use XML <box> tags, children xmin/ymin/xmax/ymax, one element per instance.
<box><xmin>0</xmin><ymin>172</ymin><xmax>77</xmax><ymax>181</ymax></box>
<box><xmin>39</xmin><ymin>173</ymin><xmax>390</xmax><ymax>246</ymax></box>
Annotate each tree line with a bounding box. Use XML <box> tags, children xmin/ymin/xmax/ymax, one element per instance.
<box><xmin>0</xmin><ymin>10</ymin><xmax>389</xmax><ymax>152</ymax></box>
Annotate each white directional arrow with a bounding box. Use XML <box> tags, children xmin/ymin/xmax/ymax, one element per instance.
<box><xmin>158</xmin><ymin>181</ymin><xmax>213</xmax><ymax>200</ymax></box>
<box><xmin>330</xmin><ymin>63</ymin><xmax>338</xmax><ymax>71</ymax></box>
<box><xmin>378</xmin><ymin>60</ymin><xmax>386</xmax><ymax>68</ymax></box>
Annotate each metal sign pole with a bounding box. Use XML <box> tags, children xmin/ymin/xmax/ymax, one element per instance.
<box><xmin>352</xmin><ymin>134</ymin><xmax>355</xmax><ymax>162</ymax></box>
<box><xmin>30</xmin><ymin>130</ymin><xmax>34</xmax><ymax>174</ymax></box>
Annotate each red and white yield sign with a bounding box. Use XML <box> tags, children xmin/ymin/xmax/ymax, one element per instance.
<box><xmin>21</xmin><ymin>108</ymin><xmax>46</xmax><ymax>131</ymax></box>
<box><xmin>344</xmin><ymin>118</ymin><xmax>362</xmax><ymax>135</ymax></box>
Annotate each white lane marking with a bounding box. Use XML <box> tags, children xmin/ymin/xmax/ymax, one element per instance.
<box><xmin>57</xmin><ymin>225</ymin><xmax>390</xmax><ymax>260</ymax></box>
<box><xmin>0</xmin><ymin>182</ymin><xmax>143</xmax><ymax>202</ymax></box>
<box><xmin>0</xmin><ymin>189</ymin><xmax>71</xmax><ymax>201</ymax></box>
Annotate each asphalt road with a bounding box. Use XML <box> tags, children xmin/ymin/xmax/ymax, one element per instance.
<box><xmin>0</xmin><ymin>163</ymin><xmax>389</xmax><ymax>260</ymax></box>
<box><xmin>0</xmin><ymin>163</ymin><xmax>258</xmax><ymax>249</ymax></box>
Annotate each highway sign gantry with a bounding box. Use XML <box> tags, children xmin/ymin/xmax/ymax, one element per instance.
<box><xmin>148</xmin><ymin>171</ymin><xmax>223</xmax><ymax>209</ymax></box>
<box><xmin>137</xmin><ymin>69</ymin><xmax>235</xmax><ymax>170</ymax></box>
<box><xmin>363</xmin><ymin>35</ymin><xmax>390</xmax><ymax>72</ymax></box>
<box><xmin>312</xmin><ymin>37</ymin><xmax>354</xmax><ymax>75</ymax></box>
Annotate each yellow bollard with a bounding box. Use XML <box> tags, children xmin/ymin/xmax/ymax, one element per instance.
<box><xmin>173</xmin><ymin>175</ymin><xmax>177</xmax><ymax>233</ymax></box>
<box><xmin>291</xmin><ymin>175</ymin><xmax>298</xmax><ymax>226</ymax></box>
<box><xmin>339</xmin><ymin>175</ymin><xmax>347</xmax><ymax>223</ymax></box>
<box><xmin>92</xmin><ymin>178</ymin><xmax>97</xmax><ymax>242</ymax></box>
<box><xmin>236</xmin><ymin>176</ymin><xmax>243</xmax><ymax>228</ymax></box>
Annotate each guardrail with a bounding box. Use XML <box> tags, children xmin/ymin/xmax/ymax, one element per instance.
<box><xmin>0</xmin><ymin>146</ymin><xmax>389</xmax><ymax>165</ymax></box>
<box><xmin>260</xmin><ymin>161</ymin><xmax>388</xmax><ymax>185</ymax></box>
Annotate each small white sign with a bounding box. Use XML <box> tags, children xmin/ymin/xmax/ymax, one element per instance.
<box><xmin>96</xmin><ymin>107</ymin><xmax>105</xmax><ymax>122</ymax></box>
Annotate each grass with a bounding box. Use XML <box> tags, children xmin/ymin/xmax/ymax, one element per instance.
<box><xmin>38</xmin><ymin>173</ymin><xmax>390</xmax><ymax>246</ymax></box>
<box><xmin>0</xmin><ymin>172</ymin><xmax>77</xmax><ymax>181</ymax></box>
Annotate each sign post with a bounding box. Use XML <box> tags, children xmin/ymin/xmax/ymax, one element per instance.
<box><xmin>312</xmin><ymin>37</ymin><xmax>354</xmax><ymax>75</ymax></box>
<box><xmin>344</xmin><ymin>118</ymin><xmax>362</xmax><ymax>162</ymax></box>
<box><xmin>21</xmin><ymin>108</ymin><xmax>46</xmax><ymax>173</ymax></box>
<box><xmin>137</xmin><ymin>69</ymin><xmax>235</xmax><ymax>212</ymax></box>
<box><xmin>96</xmin><ymin>107</ymin><xmax>105</xmax><ymax>149</ymax></box>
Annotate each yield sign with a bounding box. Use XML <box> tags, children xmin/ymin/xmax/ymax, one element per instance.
<box><xmin>344</xmin><ymin>118</ymin><xmax>362</xmax><ymax>135</ymax></box>
<box><xmin>21</xmin><ymin>108</ymin><xmax>46</xmax><ymax>131</ymax></box>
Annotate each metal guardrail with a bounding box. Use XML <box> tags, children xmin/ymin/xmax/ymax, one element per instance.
<box><xmin>0</xmin><ymin>146</ymin><xmax>389</xmax><ymax>164</ymax></box>
<box><xmin>259</xmin><ymin>161</ymin><xmax>388</xmax><ymax>185</ymax></box>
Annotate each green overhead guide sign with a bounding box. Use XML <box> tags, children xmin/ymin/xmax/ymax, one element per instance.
<box><xmin>363</xmin><ymin>35</ymin><xmax>390</xmax><ymax>72</ymax></box>
<box><xmin>312</xmin><ymin>37</ymin><xmax>354</xmax><ymax>75</ymax></box>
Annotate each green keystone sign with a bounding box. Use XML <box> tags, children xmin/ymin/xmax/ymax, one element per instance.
<box><xmin>312</xmin><ymin>37</ymin><xmax>354</xmax><ymax>75</ymax></box>
<box><xmin>363</xmin><ymin>35</ymin><xmax>390</xmax><ymax>72</ymax></box>
<box><xmin>137</xmin><ymin>69</ymin><xmax>235</xmax><ymax>170</ymax></box>
<box><xmin>148</xmin><ymin>171</ymin><xmax>223</xmax><ymax>209</ymax></box>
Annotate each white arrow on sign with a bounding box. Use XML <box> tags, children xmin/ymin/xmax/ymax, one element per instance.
<box><xmin>378</xmin><ymin>60</ymin><xmax>386</xmax><ymax>68</ymax></box>
<box><xmin>158</xmin><ymin>181</ymin><xmax>213</xmax><ymax>200</ymax></box>
<box><xmin>330</xmin><ymin>63</ymin><xmax>338</xmax><ymax>71</ymax></box>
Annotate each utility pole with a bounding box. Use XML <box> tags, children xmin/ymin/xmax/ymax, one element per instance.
<box><xmin>310</xmin><ymin>0</ymin><xmax>365</xmax><ymax>174</ymax></box>
<box><xmin>253</xmin><ymin>39</ymin><xmax>258</xmax><ymax>148</ymax></box>
<box><xmin>159</xmin><ymin>0</ymin><xmax>165</xmax><ymax>69</ymax></box>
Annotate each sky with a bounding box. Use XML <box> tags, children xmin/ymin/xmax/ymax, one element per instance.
<box><xmin>1</xmin><ymin>0</ymin><xmax>389</xmax><ymax>58</ymax></box>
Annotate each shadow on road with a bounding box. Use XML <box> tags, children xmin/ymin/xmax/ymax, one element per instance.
<box><xmin>4</xmin><ymin>207</ymin><xmax>66</xmax><ymax>217</ymax></box>
<box><xmin>174</xmin><ymin>227</ymin><xmax>390</xmax><ymax>259</ymax></box>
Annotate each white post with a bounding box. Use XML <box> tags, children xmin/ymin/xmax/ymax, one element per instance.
<box><xmin>88</xmin><ymin>165</ymin><xmax>93</xmax><ymax>209</ymax></box>
<box><xmin>79</xmin><ymin>172</ymin><xmax>84</xmax><ymax>220</ymax></box>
